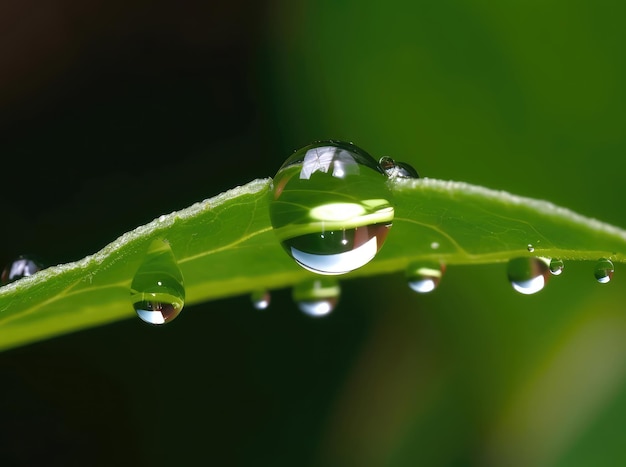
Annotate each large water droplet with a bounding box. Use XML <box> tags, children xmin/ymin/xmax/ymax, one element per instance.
<box><xmin>130</xmin><ymin>239</ymin><xmax>185</xmax><ymax>325</ymax></box>
<box><xmin>594</xmin><ymin>258</ymin><xmax>614</xmax><ymax>284</ymax></box>
<box><xmin>379</xmin><ymin>156</ymin><xmax>420</xmax><ymax>179</ymax></box>
<box><xmin>406</xmin><ymin>262</ymin><xmax>445</xmax><ymax>293</ymax></box>
<box><xmin>507</xmin><ymin>257</ymin><xmax>550</xmax><ymax>295</ymax></box>
<box><xmin>1</xmin><ymin>255</ymin><xmax>45</xmax><ymax>284</ymax></box>
<box><xmin>251</xmin><ymin>289</ymin><xmax>271</xmax><ymax>310</ymax></box>
<box><xmin>549</xmin><ymin>258</ymin><xmax>564</xmax><ymax>276</ymax></box>
<box><xmin>269</xmin><ymin>141</ymin><xmax>394</xmax><ymax>275</ymax></box>
<box><xmin>292</xmin><ymin>277</ymin><xmax>341</xmax><ymax>317</ymax></box>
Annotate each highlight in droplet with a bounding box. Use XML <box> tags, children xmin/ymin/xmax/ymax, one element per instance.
<box><xmin>269</xmin><ymin>141</ymin><xmax>394</xmax><ymax>275</ymax></box>
<box><xmin>130</xmin><ymin>239</ymin><xmax>185</xmax><ymax>325</ymax></box>
<box><xmin>292</xmin><ymin>277</ymin><xmax>341</xmax><ymax>317</ymax></box>
<box><xmin>507</xmin><ymin>257</ymin><xmax>550</xmax><ymax>295</ymax></box>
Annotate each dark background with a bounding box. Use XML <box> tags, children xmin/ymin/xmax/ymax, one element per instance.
<box><xmin>2</xmin><ymin>1</ymin><xmax>626</xmax><ymax>466</ymax></box>
<box><xmin>0</xmin><ymin>2</ymin><xmax>291</xmax><ymax>465</ymax></box>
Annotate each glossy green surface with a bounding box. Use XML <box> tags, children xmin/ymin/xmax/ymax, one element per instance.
<box><xmin>1</xmin><ymin>176</ymin><xmax>626</xmax><ymax>351</ymax></box>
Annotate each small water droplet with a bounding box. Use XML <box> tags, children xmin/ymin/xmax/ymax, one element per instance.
<box><xmin>292</xmin><ymin>277</ymin><xmax>340</xmax><ymax>317</ymax></box>
<box><xmin>594</xmin><ymin>258</ymin><xmax>614</xmax><ymax>284</ymax></box>
<box><xmin>527</xmin><ymin>244</ymin><xmax>535</xmax><ymax>252</ymax></box>
<box><xmin>430</xmin><ymin>242</ymin><xmax>440</xmax><ymax>250</ymax></box>
<box><xmin>379</xmin><ymin>156</ymin><xmax>420</xmax><ymax>179</ymax></box>
<box><xmin>269</xmin><ymin>141</ymin><xmax>394</xmax><ymax>275</ymax></box>
<box><xmin>130</xmin><ymin>239</ymin><xmax>185</xmax><ymax>325</ymax></box>
<box><xmin>406</xmin><ymin>262</ymin><xmax>445</xmax><ymax>293</ymax></box>
<box><xmin>507</xmin><ymin>257</ymin><xmax>550</xmax><ymax>295</ymax></box>
<box><xmin>1</xmin><ymin>255</ymin><xmax>45</xmax><ymax>284</ymax></box>
<box><xmin>251</xmin><ymin>289</ymin><xmax>271</xmax><ymax>310</ymax></box>
<box><xmin>549</xmin><ymin>258</ymin><xmax>564</xmax><ymax>276</ymax></box>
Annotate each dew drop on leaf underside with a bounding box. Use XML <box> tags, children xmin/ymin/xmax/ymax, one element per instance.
<box><xmin>292</xmin><ymin>277</ymin><xmax>341</xmax><ymax>317</ymax></box>
<box><xmin>269</xmin><ymin>140</ymin><xmax>395</xmax><ymax>275</ymax></box>
<box><xmin>594</xmin><ymin>258</ymin><xmax>614</xmax><ymax>284</ymax></box>
<box><xmin>406</xmin><ymin>261</ymin><xmax>445</xmax><ymax>294</ymax></box>
<box><xmin>251</xmin><ymin>289</ymin><xmax>271</xmax><ymax>310</ymax></box>
<box><xmin>130</xmin><ymin>239</ymin><xmax>185</xmax><ymax>325</ymax></box>
<box><xmin>549</xmin><ymin>258</ymin><xmax>564</xmax><ymax>276</ymax></box>
<box><xmin>507</xmin><ymin>257</ymin><xmax>551</xmax><ymax>295</ymax></box>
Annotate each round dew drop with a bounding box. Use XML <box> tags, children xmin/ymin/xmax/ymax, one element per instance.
<box><xmin>130</xmin><ymin>239</ymin><xmax>185</xmax><ymax>325</ymax></box>
<box><xmin>507</xmin><ymin>257</ymin><xmax>551</xmax><ymax>295</ymax></box>
<box><xmin>378</xmin><ymin>156</ymin><xmax>420</xmax><ymax>179</ymax></box>
<box><xmin>269</xmin><ymin>141</ymin><xmax>395</xmax><ymax>275</ymax></box>
<box><xmin>251</xmin><ymin>289</ymin><xmax>271</xmax><ymax>310</ymax></box>
<box><xmin>292</xmin><ymin>277</ymin><xmax>341</xmax><ymax>317</ymax></box>
<box><xmin>594</xmin><ymin>258</ymin><xmax>614</xmax><ymax>284</ymax></box>
<box><xmin>406</xmin><ymin>262</ymin><xmax>445</xmax><ymax>294</ymax></box>
<box><xmin>549</xmin><ymin>258</ymin><xmax>564</xmax><ymax>276</ymax></box>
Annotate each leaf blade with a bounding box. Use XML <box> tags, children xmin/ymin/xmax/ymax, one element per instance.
<box><xmin>1</xmin><ymin>176</ymin><xmax>625</xmax><ymax>351</ymax></box>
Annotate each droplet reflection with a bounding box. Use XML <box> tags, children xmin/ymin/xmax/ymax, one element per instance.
<box><xmin>379</xmin><ymin>156</ymin><xmax>420</xmax><ymax>179</ymax></box>
<box><xmin>292</xmin><ymin>277</ymin><xmax>340</xmax><ymax>317</ymax></box>
<box><xmin>130</xmin><ymin>239</ymin><xmax>185</xmax><ymax>325</ymax></box>
<box><xmin>269</xmin><ymin>141</ymin><xmax>395</xmax><ymax>275</ymax></box>
<box><xmin>251</xmin><ymin>289</ymin><xmax>271</xmax><ymax>310</ymax></box>
<box><xmin>406</xmin><ymin>262</ymin><xmax>445</xmax><ymax>294</ymax></box>
<box><xmin>594</xmin><ymin>258</ymin><xmax>614</xmax><ymax>284</ymax></box>
<box><xmin>507</xmin><ymin>257</ymin><xmax>550</xmax><ymax>295</ymax></box>
<box><xmin>1</xmin><ymin>255</ymin><xmax>45</xmax><ymax>284</ymax></box>
<box><xmin>549</xmin><ymin>258</ymin><xmax>564</xmax><ymax>276</ymax></box>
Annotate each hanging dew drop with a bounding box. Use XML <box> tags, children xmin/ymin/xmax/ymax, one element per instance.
<box><xmin>549</xmin><ymin>258</ymin><xmax>564</xmax><ymax>276</ymax></box>
<box><xmin>292</xmin><ymin>277</ymin><xmax>341</xmax><ymax>317</ymax></box>
<box><xmin>594</xmin><ymin>258</ymin><xmax>614</xmax><ymax>284</ymax></box>
<box><xmin>406</xmin><ymin>262</ymin><xmax>445</xmax><ymax>294</ymax></box>
<box><xmin>130</xmin><ymin>239</ymin><xmax>185</xmax><ymax>325</ymax></box>
<box><xmin>251</xmin><ymin>289</ymin><xmax>271</xmax><ymax>310</ymax></box>
<box><xmin>1</xmin><ymin>254</ymin><xmax>45</xmax><ymax>284</ymax></box>
<box><xmin>269</xmin><ymin>141</ymin><xmax>394</xmax><ymax>275</ymax></box>
<box><xmin>507</xmin><ymin>257</ymin><xmax>550</xmax><ymax>295</ymax></box>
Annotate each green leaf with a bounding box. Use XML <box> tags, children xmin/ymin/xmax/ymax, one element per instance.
<box><xmin>1</xmin><ymin>177</ymin><xmax>625</xmax><ymax>352</ymax></box>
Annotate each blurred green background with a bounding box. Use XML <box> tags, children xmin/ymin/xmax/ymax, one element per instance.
<box><xmin>1</xmin><ymin>0</ymin><xmax>626</xmax><ymax>465</ymax></box>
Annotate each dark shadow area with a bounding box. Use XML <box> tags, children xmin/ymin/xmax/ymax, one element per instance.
<box><xmin>0</xmin><ymin>2</ymin><xmax>334</xmax><ymax>465</ymax></box>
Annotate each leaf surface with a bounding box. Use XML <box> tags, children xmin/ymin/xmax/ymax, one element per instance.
<box><xmin>1</xmin><ymin>177</ymin><xmax>624</xmax><ymax>351</ymax></box>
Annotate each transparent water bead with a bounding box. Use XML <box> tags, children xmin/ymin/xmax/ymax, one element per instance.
<box><xmin>406</xmin><ymin>262</ymin><xmax>445</xmax><ymax>294</ymax></box>
<box><xmin>1</xmin><ymin>255</ymin><xmax>45</xmax><ymax>284</ymax></box>
<box><xmin>269</xmin><ymin>141</ymin><xmax>394</xmax><ymax>275</ymax></box>
<box><xmin>507</xmin><ymin>257</ymin><xmax>550</xmax><ymax>295</ymax></box>
<box><xmin>379</xmin><ymin>156</ymin><xmax>420</xmax><ymax>179</ymax></box>
<box><xmin>251</xmin><ymin>289</ymin><xmax>271</xmax><ymax>310</ymax></box>
<box><xmin>130</xmin><ymin>239</ymin><xmax>185</xmax><ymax>325</ymax></box>
<box><xmin>292</xmin><ymin>277</ymin><xmax>341</xmax><ymax>317</ymax></box>
<box><xmin>549</xmin><ymin>258</ymin><xmax>564</xmax><ymax>276</ymax></box>
<box><xmin>594</xmin><ymin>258</ymin><xmax>614</xmax><ymax>284</ymax></box>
